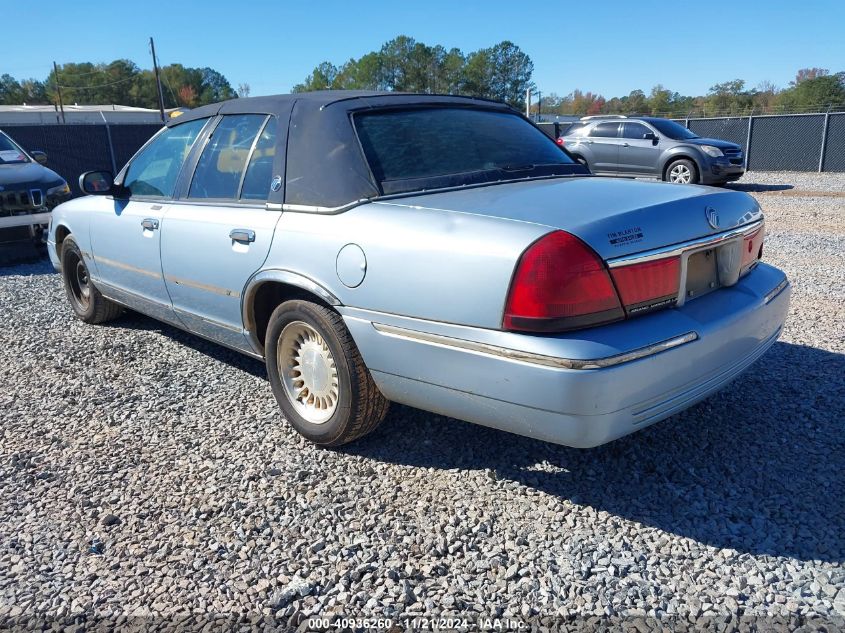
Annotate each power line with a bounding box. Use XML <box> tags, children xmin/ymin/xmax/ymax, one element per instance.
<box><xmin>58</xmin><ymin>75</ymin><xmax>138</xmax><ymax>90</ymax></box>
<box><xmin>52</xmin><ymin>66</ymin><xmax>128</xmax><ymax>79</ymax></box>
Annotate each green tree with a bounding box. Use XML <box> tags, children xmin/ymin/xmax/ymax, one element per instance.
<box><xmin>335</xmin><ymin>53</ymin><xmax>381</xmax><ymax>90</ymax></box>
<box><xmin>777</xmin><ymin>72</ymin><xmax>845</xmax><ymax>111</ymax></box>
<box><xmin>461</xmin><ymin>48</ymin><xmax>492</xmax><ymax>98</ymax></box>
<box><xmin>706</xmin><ymin>79</ymin><xmax>752</xmax><ymax>115</ymax></box>
<box><xmin>622</xmin><ymin>89</ymin><xmax>648</xmax><ymax>114</ymax></box>
<box><xmin>486</xmin><ymin>41</ymin><xmax>533</xmax><ymax>107</ymax></box>
<box><xmin>0</xmin><ymin>74</ymin><xmax>23</xmax><ymax>104</ymax></box>
<box><xmin>19</xmin><ymin>79</ymin><xmax>49</xmax><ymax>104</ymax></box>
<box><xmin>199</xmin><ymin>67</ymin><xmax>236</xmax><ymax>104</ymax></box>
<box><xmin>437</xmin><ymin>47</ymin><xmax>465</xmax><ymax>94</ymax></box>
<box><xmin>648</xmin><ymin>84</ymin><xmax>673</xmax><ymax>115</ymax></box>
<box><xmin>378</xmin><ymin>35</ymin><xmax>417</xmax><ymax>90</ymax></box>
<box><xmin>293</xmin><ymin>37</ymin><xmax>534</xmax><ymax>107</ymax></box>
<box><xmin>292</xmin><ymin>61</ymin><xmax>340</xmax><ymax>92</ymax></box>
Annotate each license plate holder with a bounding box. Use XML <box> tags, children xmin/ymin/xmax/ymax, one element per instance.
<box><xmin>685</xmin><ymin>248</ymin><xmax>720</xmax><ymax>300</ymax></box>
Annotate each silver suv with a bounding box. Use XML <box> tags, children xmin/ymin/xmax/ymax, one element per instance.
<box><xmin>559</xmin><ymin>115</ymin><xmax>745</xmax><ymax>185</ymax></box>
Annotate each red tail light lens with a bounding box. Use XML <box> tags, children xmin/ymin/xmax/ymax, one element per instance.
<box><xmin>610</xmin><ymin>257</ymin><xmax>681</xmax><ymax>313</ymax></box>
<box><xmin>503</xmin><ymin>231</ymin><xmax>624</xmax><ymax>332</ymax></box>
<box><xmin>556</xmin><ymin>137</ymin><xmax>565</xmax><ymax>146</ymax></box>
<box><xmin>741</xmin><ymin>225</ymin><xmax>765</xmax><ymax>269</ymax></box>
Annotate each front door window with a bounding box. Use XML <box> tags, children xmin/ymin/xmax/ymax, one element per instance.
<box><xmin>122</xmin><ymin>118</ymin><xmax>207</xmax><ymax>198</ymax></box>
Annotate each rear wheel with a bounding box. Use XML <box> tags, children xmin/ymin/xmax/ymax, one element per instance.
<box><xmin>265</xmin><ymin>300</ymin><xmax>389</xmax><ymax>446</ymax></box>
<box><xmin>665</xmin><ymin>159</ymin><xmax>698</xmax><ymax>184</ymax></box>
<box><xmin>61</xmin><ymin>236</ymin><xmax>122</xmax><ymax>324</ymax></box>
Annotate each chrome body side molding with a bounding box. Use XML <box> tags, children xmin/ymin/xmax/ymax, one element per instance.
<box><xmin>371</xmin><ymin>322</ymin><xmax>699</xmax><ymax>370</ymax></box>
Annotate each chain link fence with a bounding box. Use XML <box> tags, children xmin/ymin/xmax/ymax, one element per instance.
<box><xmin>685</xmin><ymin>118</ymin><xmax>749</xmax><ymax>149</ymax></box>
<box><xmin>2</xmin><ymin>123</ymin><xmax>162</xmax><ymax>195</ymax></box>
<box><xmin>548</xmin><ymin>112</ymin><xmax>845</xmax><ymax>172</ymax></box>
<box><xmin>5</xmin><ymin>112</ymin><xmax>845</xmax><ymax>200</ymax></box>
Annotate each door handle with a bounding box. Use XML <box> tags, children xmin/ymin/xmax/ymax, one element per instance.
<box><xmin>622</xmin><ymin>142</ymin><xmax>630</xmax><ymax>147</ymax></box>
<box><xmin>229</xmin><ymin>228</ymin><xmax>256</xmax><ymax>243</ymax></box>
<box><xmin>141</xmin><ymin>218</ymin><xmax>159</xmax><ymax>231</ymax></box>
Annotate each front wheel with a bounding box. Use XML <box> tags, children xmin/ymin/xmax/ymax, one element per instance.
<box><xmin>265</xmin><ymin>300</ymin><xmax>389</xmax><ymax>446</ymax></box>
<box><xmin>61</xmin><ymin>236</ymin><xmax>122</xmax><ymax>324</ymax></box>
<box><xmin>665</xmin><ymin>159</ymin><xmax>699</xmax><ymax>184</ymax></box>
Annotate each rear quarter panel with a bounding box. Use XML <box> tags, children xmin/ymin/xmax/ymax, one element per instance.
<box><xmin>265</xmin><ymin>203</ymin><xmax>551</xmax><ymax>329</ymax></box>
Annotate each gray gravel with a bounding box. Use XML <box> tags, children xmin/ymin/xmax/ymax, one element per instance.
<box><xmin>1</xmin><ymin>172</ymin><xmax>844</xmax><ymax>627</ymax></box>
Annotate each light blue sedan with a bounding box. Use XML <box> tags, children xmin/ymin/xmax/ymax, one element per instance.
<box><xmin>47</xmin><ymin>92</ymin><xmax>790</xmax><ymax>448</ymax></box>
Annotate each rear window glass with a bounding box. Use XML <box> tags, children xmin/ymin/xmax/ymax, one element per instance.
<box><xmin>562</xmin><ymin>122</ymin><xmax>588</xmax><ymax>137</ymax></box>
<box><xmin>589</xmin><ymin>122</ymin><xmax>620</xmax><ymax>138</ymax></box>
<box><xmin>354</xmin><ymin>108</ymin><xmax>574</xmax><ymax>187</ymax></box>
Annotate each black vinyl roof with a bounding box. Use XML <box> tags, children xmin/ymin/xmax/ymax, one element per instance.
<box><xmin>168</xmin><ymin>91</ymin><xmax>520</xmax><ymax>210</ymax></box>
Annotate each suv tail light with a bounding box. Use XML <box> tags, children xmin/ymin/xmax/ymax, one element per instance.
<box><xmin>503</xmin><ymin>231</ymin><xmax>624</xmax><ymax>332</ymax></box>
<box><xmin>556</xmin><ymin>137</ymin><xmax>565</xmax><ymax>146</ymax></box>
<box><xmin>610</xmin><ymin>257</ymin><xmax>681</xmax><ymax>314</ymax></box>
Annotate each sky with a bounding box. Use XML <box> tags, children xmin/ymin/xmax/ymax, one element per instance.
<box><xmin>4</xmin><ymin>0</ymin><xmax>845</xmax><ymax>99</ymax></box>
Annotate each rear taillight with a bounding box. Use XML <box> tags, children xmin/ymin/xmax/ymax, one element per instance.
<box><xmin>741</xmin><ymin>225</ymin><xmax>764</xmax><ymax>269</ymax></box>
<box><xmin>610</xmin><ymin>257</ymin><xmax>681</xmax><ymax>314</ymax></box>
<box><xmin>556</xmin><ymin>137</ymin><xmax>565</xmax><ymax>146</ymax></box>
<box><xmin>503</xmin><ymin>231</ymin><xmax>624</xmax><ymax>332</ymax></box>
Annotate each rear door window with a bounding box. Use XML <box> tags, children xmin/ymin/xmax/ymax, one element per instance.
<box><xmin>188</xmin><ymin>114</ymin><xmax>267</xmax><ymax>200</ymax></box>
<box><xmin>589</xmin><ymin>122</ymin><xmax>620</xmax><ymax>138</ymax></box>
<box><xmin>239</xmin><ymin>119</ymin><xmax>277</xmax><ymax>201</ymax></box>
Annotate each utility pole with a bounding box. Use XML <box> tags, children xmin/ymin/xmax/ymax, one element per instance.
<box><xmin>52</xmin><ymin>61</ymin><xmax>65</xmax><ymax>124</ymax></box>
<box><xmin>525</xmin><ymin>88</ymin><xmax>531</xmax><ymax>118</ymax></box>
<box><xmin>150</xmin><ymin>37</ymin><xmax>166</xmax><ymax>123</ymax></box>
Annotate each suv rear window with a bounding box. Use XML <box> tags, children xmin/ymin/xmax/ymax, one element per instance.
<box><xmin>354</xmin><ymin>107</ymin><xmax>575</xmax><ymax>193</ymax></box>
<box><xmin>562</xmin><ymin>122</ymin><xmax>588</xmax><ymax>137</ymax></box>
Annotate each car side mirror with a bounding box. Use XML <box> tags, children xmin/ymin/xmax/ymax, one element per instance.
<box><xmin>30</xmin><ymin>150</ymin><xmax>48</xmax><ymax>165</ymax></box>
<box><xmin>79</xmin><ymin>170</ymin><xmax>115</xmax><ymax>195</ymax></box>
<box><xmin>643</xmin><ymin>132</ymin><xmax>659</xmax><ymax>145</ymax></box>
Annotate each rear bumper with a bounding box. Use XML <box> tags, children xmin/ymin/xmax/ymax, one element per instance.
<box><xmin>341</xmin><ymin>263</ymin><xmax>790</xmax><ymax>447</ymax></box>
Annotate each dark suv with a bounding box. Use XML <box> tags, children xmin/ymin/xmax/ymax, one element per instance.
<box><xmin>559</xmin><ymin>116</ymin><xmax>745</xmax><ymax>185</ymax></box>
<box><xmin>0</xmin><ymin>129</ymin><xmax>71</xmax><ymax>249</ymax></box>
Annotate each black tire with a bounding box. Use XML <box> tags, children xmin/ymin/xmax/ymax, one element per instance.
<box><xmin>61</xmin><ymin>236</ymin><xmax>123</xmax><ymax>324</ymax></box>
<box><xmin>664</xmin><ymin>158</ymin><xmax>699</xmax><ymax>184</ymax></box>
<box><xmin>265</xmin><ymin>299</ymin><xmax>389</xmax><ymax>446</ymax></box>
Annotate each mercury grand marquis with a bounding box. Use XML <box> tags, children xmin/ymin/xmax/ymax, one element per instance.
<box><xmin>47</xmin><ymin>92</ymin><xmax>790</xmax><ymax>448</ymax></box>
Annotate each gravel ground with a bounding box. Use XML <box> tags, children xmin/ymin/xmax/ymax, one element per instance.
<box><xmin>1</xmin><ymin>172</ymin><xmax>844</xmax><ymax>629</ymax></box>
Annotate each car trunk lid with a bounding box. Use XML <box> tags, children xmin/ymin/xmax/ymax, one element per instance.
<box><xmin>386</xmin><ymin>176</ymin><xmax>762</xmax><ymax>260</ymax></box>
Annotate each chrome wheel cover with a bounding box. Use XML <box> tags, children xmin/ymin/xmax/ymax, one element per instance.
<box><xmin>669</xmin><ymin>164</ymin><xmax>692</xmax><ymax>184</ymax></box>
<box><xmin>278</xmin><ymin>321</ymin><xmax>339</xmax><ymax>424</ymax></box>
